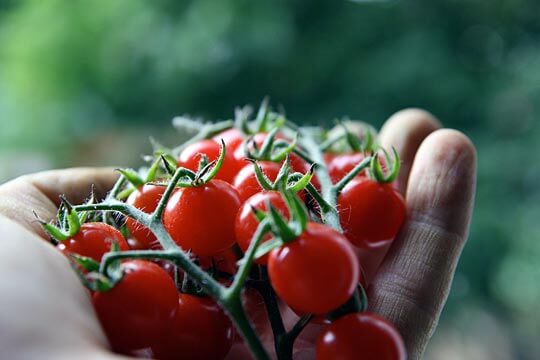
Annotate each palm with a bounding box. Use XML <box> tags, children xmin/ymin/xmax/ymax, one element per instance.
<box><xmin>0</xmin><ymin>109</ymin><xmax>476</xmax><ymax>360</ymax></box>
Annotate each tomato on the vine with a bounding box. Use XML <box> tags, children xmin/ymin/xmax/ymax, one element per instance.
<box><xmin>163</xmin><ymin>180</ymin><xmax>241</xmax><ymax>256</ymax></box>
<box><xmin>268</xmin><ymin>222</ymin><xmax>359</xmax><ymax>314</ymax></box>
<box><xmin>235</xmin><ymin>191</ymin><xmax>290</xmax><ymax>265</ymax></box>
<box><xmin>126</xmin><ymin>184</ymin><xmax>165</xmax><ymax>250</ymax></box>
<box><xmin>57</xmin><ymin>222</ymin><xmax>129</xmax><ymax>262</ymax></box>
<box><xmin>213</xmin><ymin>128</ymin><xmax>244</xmax><ymax>153</ymax></box>
<box><xmin>177</xmin><ymin>139</ymin><xmax>241</xmax><ymax>183</ymax></box>
<box><xmin>338</xmin><ymin>178</ymin><xmax>405</xmax><ymax>249</ymax></box>
<box><xmin>152</xmin><ymin>294</ymin><xmax>234</xmax><ymax>360</ymax></box>
<box><xmin>316</xmin><ymin>312</ymin><xmax>406</xmax><ymax>360</ymax></box>
<box><xmin>233</xmin><ymin>161</ymin><xmax>282</xmax><ymax>202</ymax></box>
<box><xmin>326</xmin><ymin>152</ymin><xmax>367</xmax><ymax>184</ymax></box>
<box><xmin>92</xmin><ymin>260</ymin><xmax>178</xmax><ymax>352</ymax></box>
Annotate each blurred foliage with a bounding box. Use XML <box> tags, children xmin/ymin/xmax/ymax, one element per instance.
<box><xmin>1</xmin><ymin>0</ymin><xmax>540</xmax><ymax>357</ymax></box>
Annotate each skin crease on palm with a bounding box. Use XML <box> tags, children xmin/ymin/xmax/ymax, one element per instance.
<box><xmin>0</xmin><ymin>109</ymin><xmax>476</xmax><ymax>360</ymax></box>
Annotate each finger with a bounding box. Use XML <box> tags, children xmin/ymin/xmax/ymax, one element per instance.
<box><xmin>368</xmin><ymin>129</ymin><xmax>477</xmax><ymax>359</ymax></box>
<box><xmin>0</xmin><ymin>216</ymin><xmax>122</xmax><ymax>360</ymax></box>
<box><xmin>379</xmin><ymin>108</ymin><xmax>441</xmax><ymax>194</ymax></box>
<box><xmin>0</xmin><ymin>167</ymin><xmax>118</xmax><ymax>238</ymax></box>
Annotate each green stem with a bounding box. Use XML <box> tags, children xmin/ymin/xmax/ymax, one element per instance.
<box><xmin>300</xmin><ymin>136</ymin><xmax>342</xmax><ymax>231</ymax></box>
<box><xmin>102</xmin><ymin>175</ymin><xmax>127</xmax><ymax>223</ymax></box>
<box><xmin>319</xmin><ymin>133</ymin><xmax>347</xmax><ymax>151</ymax></box>
<box><xmin>333</xmin><ymin>156</ymin><xmax>371</xmax><ymax>193</ymax></box>
<box><xmin>227</xmin><ymin>221</ymin><xmax>270</xmax><ymax>298</ymax></box>
<box><xmin>224</xmin><ymin>296</ymin><xmax>271</xmax><ymax>360</ymax></box>
<box><xmin>153</xmin><ymin>167</ymin><xmax>199</xmax><ymax>221</ymax></box>
<box><xmin>258</xmin><ymin>268</ymin><xmax>287</xmax><ymax>358</ymax></box>
<box><xmin>277</xmin><ymin>314</ymin><xmax>313</xmax><ymax>359</ymax></box>
<box><xmin>75</xmin><ymin>196</ymin><xmax>269</xmax><ymax>359</ymax></box>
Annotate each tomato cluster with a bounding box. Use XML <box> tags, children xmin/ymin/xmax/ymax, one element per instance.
<box><xmin>43</xmin><ymin>113</ymin><xmax>407</xmax><ymax>360</ymax></box>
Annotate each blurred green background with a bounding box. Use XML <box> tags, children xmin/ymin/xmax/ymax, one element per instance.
<box><xmin>1</xmin><ymin>0</ymin><xmax>539</xmax><ymax>358</ymax></box>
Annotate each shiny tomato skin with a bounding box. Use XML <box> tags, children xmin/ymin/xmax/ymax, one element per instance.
<box><xmin>339</xmin><ymin>178</ymin><xmax>406</xmax><ymax>249</ymax></box>
<box><xmin>92</xmin><ymin>260</ymin><xmax>178</xmax><ymax>352</ymax></box>
<box><xmin>316</xmin><ymin>312</ymin><xmax>406</xmax><ymax>360</ymax></box>
<box><xmin>233</xmin><ymin>161</ymin><xmax>282</xmax><ymax>202</ymax></box>
<box><xmin>57</xmin><ymin>222</ymin><xmax>129</xmax><ymax>262</ymax></box>
<box><xmin>152</xmin><ymin>294</ymin><xmax>234</xmax><ymax>360</ymax></box>
<box><xmin>177</xmin><ymin>139</ymin><xmax>241</xmax><ymax>183</ymax></box>
<box><xmin>268</xmin><ymin>222</ymin><xmax>359</xmax><ymax>314</ymax></box>
<box><xmin>327</xmin><ymin>152</ymin><xmax>367</xmax><ymax>184</ymax></box>
<box><xmin>163</xmin><ymin>180</ymin><xmax>241</xmax><ymax>256</ymax></box>
<box><xmin>235</xmin><ymin>191</ymin><xmax>289</xmax><ymax>265</ymax></box>
<box><xmin>213</xmin><ymin>128</ymin><xmax>244</xmax><ymax>153</ymax></box>
<box><xmin>126</xmin><ymin>184</ymin><xmax>165</xmax><ymax>250</ymax></box>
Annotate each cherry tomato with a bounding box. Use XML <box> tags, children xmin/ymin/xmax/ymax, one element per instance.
<box><xmin>316</xmin><ymin>312</ymin><xmax>406</xmax><ymax>360</ymax></box>
<box><xmin>327</xmin><ymin>152</ymin><xmax>367</xmax><ymax>184</ymax></box>
<box><xmin>126</xmin><ymin>184</ymin><xmax>165</xmax><ymax>250</ymax></box>
<box><xmin>338</xmin><ymin>178</ymin><xmax>406</xmax><ymax>249</ymax></box>
<box><xmin>152</xmin><ymin>294</ymin><xmax>234</xmax><ymax>360</ymax></box>
<box><xmin>213</xmin><ymin>128</ymin><xmax>244</xmax><ymax>153</ymax></box>
<box><xmin>235</xmin><ymin>191</ymin><xmax>290</xmax><ymax>265</ymax></box>
<box><xmin>92</xmin><ymin>260</ymin><xmax>178</xmax><ymax>352</ymax></box>
<box><xmin>177</xmin><ymin>139</ymin><xmax>241</xmax><ymax>183</ymax></box>
<box><xmin>268</xmin><ymin>222</ymin><xmax>359</xmax><ymax>314</ymax></box>
<box><xmin>233</xmin><ymin>161</ymin><xmax>282</xmax><ymax>202</ymax></box>
<box><xmin>57</xmin><ymin>222</ymin><xmax>129</xmax><ymax>262</ymax></box>
<box><xmin>163</xmin><ymin>180</ymin><xmax>241</xmax><ymax>256</ymax></box>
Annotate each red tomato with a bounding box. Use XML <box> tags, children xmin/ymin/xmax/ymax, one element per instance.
<box><xmin>233</xmin><ymin>161</ymin><xmax>282</xmax><ymax>202</ymax></box>
<box><xmin>327</xmin><ymin>152</ymin><xmax>367</xmax><ymax>184</ymax></box>
<box><xmin>163</xmin><ymin>180</ymin><xmax>241</xmax><ymax>256</ymax></box>
<box><xmin>316</xmin><ymin>312</ymin><xmax>406</xmax><ymax>360</ymax></box>
<box><xmin>268</xmin><ymin>222</ymin><xmax>359</xmax><ymax>314</ymax></box>
<box><xmin>338</xmin><ymin>178</ymin><xmax>406</xmax><ymax>249</ymax></box>
<box><xmin>152</xmin><ymin>294</ymin><xmax>234</xmax><ymax>360</ymax></box>
<box><xmin>126</xmin><ymin>184</ymin><xmax>165</xmax><ymax>250</ymax></box>
<box><xmin>235</xmin><ymin>191</ymin><xmax>289</xmax><ymax>265</ymax></box>
<box><xmin>177</xmin><ymin>139</ymin><xmax>241</xmax><ymax>183</ymax></box>
<box><xmin>92</xmin><ymin>260</ymin><xmax>178</xmax><ymax>352</ymax></box>
<box><xmin>57</xmin><ymin>222</ymin><xmax>129</xmax><ymax>262</ymax></box>
<box><xmin>213</xmin><ymin>128</ymin><xmax>244</xmax><ymax>153</ymax></box>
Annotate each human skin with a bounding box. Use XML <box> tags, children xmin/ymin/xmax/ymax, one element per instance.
<box><xmin>0</xmin><ymin>108</ymin><xmax>476</xmax><ymax>360</ymax></box>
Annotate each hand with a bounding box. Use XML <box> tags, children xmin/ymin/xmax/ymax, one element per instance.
<box><xmin>0</xmin><ymin>109</ymin><xmax>476</xmax><ymax>360</ymax></box>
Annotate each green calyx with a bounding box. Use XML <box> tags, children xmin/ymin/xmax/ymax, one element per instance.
<box><xmin>369</xmin><ymin>147</ymin><xmax>400</xmax><ymax>184</ymax></box>
<box><xmin>250</xmin><ymin>156</ymin><xmax>314</xmax><ymax>196</ymax></box>
<box><xmin>157</xmin><ymin>139</ymin><xmax>227</xmax><ymax>188</ymax></box>
<box><xmin>36</xmin><ymin>196</ymin><xmax>84</xmax><ymax>242</ymax></box>
<box><xmin>323</xmin><ymin>120</ymin><xmax>377</xmax><ymax>154</ymax></box>
<box><xmin>242</xmin><ymin>128</ymin><xmax>299</xmax><ymax>164</ymax></box>
<box><xmin>252</xmin><ymin>187</ymin><xmax>309</xmax><ymax>261</ymax></box>
<box><xmin>69</xmin><ymin>242</ymin><xmax>124</xmax><ymax>293</ymax></box>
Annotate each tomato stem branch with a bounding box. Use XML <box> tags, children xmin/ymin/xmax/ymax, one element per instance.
<box><xmin>227</xmin><ymin>220</ymin><xmax>270</xmax><ymax>299</ymax></box>
<box><xmin>224</xmin><ymin>296</ymin><xmax>271</xmax><ymax>360</ymax></box>
<box><xmin>300</xmin><ymin>136</ymin><xmax>342</xmax><ymax>231</ymax></box>
<box><xmin>333</xmin><ymin>156</ymin><xmax>372</xmax><ymax>193</ymax></box>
